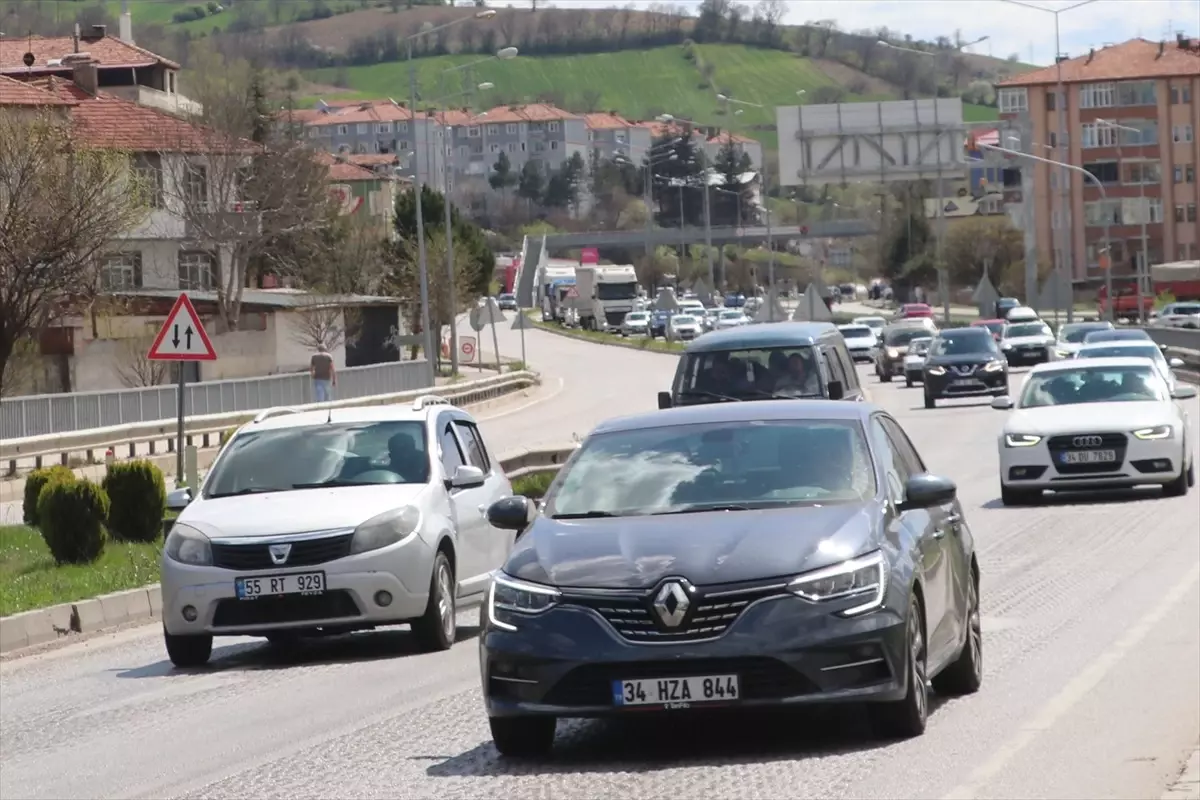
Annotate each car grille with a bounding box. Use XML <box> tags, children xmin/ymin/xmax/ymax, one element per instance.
<box><xmin>948</xmin><ymin>363</ymin><xmax>985</xmax><ymax>376</ymax></box>
<box><xmin>211</xmin><ymin>590</ymin><xmax>360</xmax><ymax>627</ymax></box>
<box><xmin>541</xmin><ymin>657</ymin><xmax>817</xmax><ymax>707</ymax></box>
<box><xmin>605</xmin><ymin>311</ymin><xmax>627</xmax><ymax>326</ymax></box>
<box><xmin>563</xmin><ymin>583</ymin><xmax>788</xmax><ymax>643</ymax></box>
<box><xmin>1046</xmin><ymin>432</ymin><xmax>1128</xmax><ymax>474</ymax></box>
<box><xmin>210</xmin><ymin>532</ymin><xmax>354</xmax><ymax>571</ymax></box>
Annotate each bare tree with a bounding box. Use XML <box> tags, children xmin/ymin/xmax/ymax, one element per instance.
<box><xmin>386</xmin><ymin>233</ymin><xmax>475</xmax><ymax>362</ymax></box>
<box><xmin>0</xmin><ymin>109</ymin><xmax>147</xmax><ymax>396</ymax></box>
<box><xmin>114</xmin><ymin>335</ymin><xmax>170</xmax><ymax>388</ymax></box>
<box><xmin>289</xmin><ymin>299</ymin><xmax>351</xmax><ymax>353</ymax></box>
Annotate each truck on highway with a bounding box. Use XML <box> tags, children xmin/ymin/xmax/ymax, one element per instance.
<box><xmin>538</xmin><ymin>262</ymin><xmax>578</xmax><ymax>322</ymax></box>
<box><xmin>574</xmin><ymin>264</ymin><xmax>639</xmax><ymax>331</ymax></box>
<box><xmin>1097</xmin><ymin>260</ymin><xmax>1200</xmax><ymax>320</ymax></box>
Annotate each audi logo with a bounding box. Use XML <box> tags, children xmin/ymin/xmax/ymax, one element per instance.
<box><xmin>1072</xmin><ymin>435</ymin><xmax>1105</xmax><ymax>448</ymax></box>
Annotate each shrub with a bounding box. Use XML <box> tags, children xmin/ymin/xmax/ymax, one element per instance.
<box><xmin>23</xmin><ymin>465</ymin><xmax>75</xmax><ymax>527</ymax></box>
<box><xmin>102</xmin><ymin>460</ymin><xmax>166</xmax><ymax>543</ymax></box>
<box><xmin>37</xmin><ymin>478</ymin><xmax>109</xmax><ymax>565</ymax></box>
<box><xmin>510</xmin><ymin>470</ymin><xmax>556</xmax><ymax>500</ymax></box>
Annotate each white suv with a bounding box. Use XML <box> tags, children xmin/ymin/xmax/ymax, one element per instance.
<box><xmin>159</xmin><ymin>396</ymin><xmax>514</xmax><ymax>667</ymax></box>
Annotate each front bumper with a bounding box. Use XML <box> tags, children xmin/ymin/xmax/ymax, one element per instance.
<box><xmin>849</xmin><ymin>346</ymin><xmax>876</xmax><ymax>362</ymax></box>
<box><xmin>481</xmin><ymin>594</ymin><xmax>908</xmax><ymax>719</ymax></box>
<box><xmin>161</xmin><ymin>534</ymin><xmax>435</xmax><ymax>636</ymax></box>
<box><xmin>879</xmin><ymin>355</ymin><xmax>906</xmax><ymax>375</ymax></box>
<box><xmin>1003</xmin><ymin>345</ymin><xmax>1050</xmax><ymax>364</ymax></box>
<box><xmin>925</xmin><ymin>368</ymin><xmax>1007</xmax><ymax>398</ymax></box>
<box><xmin>999</xmin><ymin>433</ymin><xmax>1184</xmax><ymax>491</ymax></box>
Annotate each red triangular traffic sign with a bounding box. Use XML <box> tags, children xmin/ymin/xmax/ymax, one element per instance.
<box><xmin>147</xmin><ymin>294</ymin><xmax>217</xmax><ymax>361</ymax></box>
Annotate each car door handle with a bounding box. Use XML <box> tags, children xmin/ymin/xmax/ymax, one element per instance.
<box><xmin>931</xmin><ymin>528</ymin><xmax>946</xmax><ymax>540</ymax></box>
<box><xmin>478</xmin><ymin>504</ymin><xmax>488</xmax><ymax>518</ymax></box>
<box><xmin>945</xmin><ymin>513</ymin><xmax>962</xmax><ymax>526</ymax></box>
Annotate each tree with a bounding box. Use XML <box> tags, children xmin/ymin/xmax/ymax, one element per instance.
<box><xmin>393</xmin><ymin>183</ymin><xmax>494</xmax><ymax>299</ymax></box>
<box><xmin>386</xmin><ymin>233</ymin><xmax>475</xmax><ymax>362</ymax></box>
<box><xmin>942</xmin><ymin>216</ymin><xmax>1025</xmax><ymax>288</ymax></box>
<box><xmin>289</xmin><ymin>298</ymin><xmax>351</xmax><ymax>353</ymax></box>
<box><xmin>516</xmin><ymin>160</ymin><xmax>545</xmax><ymax>211</ymax></box>
<box><xmin>489</xmin><ymin>151</ymin><xmax>517</xmax><ymax>196</ymax></box>
<box><xmin>114</xmin><ymin>335</ymin><xmax>169</xmax><ymax>388</ymax></box>
<box><xmin>710</xmin><ymin>135</ymin><xmax>753</xmax><ymax>226</ymax></box>
<box><xmin>543</xmin><ymin>153</ymin><xmax>585</xmax><ymax>212</ymax></box>
<box><xmin>0</xmin><ymin>110</ymin><xmax>146</xmax><ymax>397</ymax></box>
<box><xmin>293</xmin><ymin>208</ymin><xmax>389</xmax><ymax>295</ymax></box>
<box><xmin>648</xmin><ymin>127</ymin><xmax>706</xmax><ymax>228</ymax></box>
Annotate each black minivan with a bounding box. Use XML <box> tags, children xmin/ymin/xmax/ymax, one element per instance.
<box><xmin>659</xmin><ymin>322</ymin><xmax>865</xmax><ymax>408</ymax></box>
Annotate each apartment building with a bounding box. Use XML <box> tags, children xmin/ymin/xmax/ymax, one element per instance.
<box><xmin>583</xmin><ymin>112</ymin><xmax>653</xmax><ymax>165</ymax></box>
<box><xmin>296</xmin><ymin>100</ymin><xmax>444</xmax><ymax>188</ymax></box>
<box><xmin>445</xmin><ymin>103</ymin><xmax>587</xmax><ymax>183</ymax></box>
<box><xmin>996</xmin><ymin>36</ymin><xmax>1200</xmax><ymax>280</ymax></box>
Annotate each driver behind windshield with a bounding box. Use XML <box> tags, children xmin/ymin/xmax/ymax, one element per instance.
<box><xmin>388</xmin><ymin>432</ymin><xmax>429</xmax><ymax>482</ymax></box>
<box><xmin>774</xmin><ymin>351</ymin><xmax>821</xmax><ymax>396</ymax></box>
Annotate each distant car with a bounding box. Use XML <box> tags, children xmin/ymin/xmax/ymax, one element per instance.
<box><xmin>678</xmin><ymin>300</ymin><xmax>706</xmax><ymax>318</ymax></box>
<box><xmin>922</xmin><ymin>327</ymin><xmax>1009</xmax><ymax>408</ymax></box>
<box><xmin>620</xmin><ymin>311</ymin><xmax>651</xmax><ymax>337</ymax></box>
<box><xmin>1053</xmin><ymin>321</ymin><xmax>1115</xmax><ymax>359</ymax></box>
<box><xmin>994</xmin><ymin>297</ymin><xmax>1022</xmax><ymax>320</ymax></box>
<box><xmin>903</xmin><ymin>337</ymin><xmax>932</xmax><ymax>386</ymax></box>
<box><xmin>724</xmin><ymin>293</ymin><xmax>746</xmax><ymax>308</ymax></box>
<box><xmin>649</xmin><ymin>310</ymin><xmax>671</xmax><ymax>339</ymax></box>
<box><xmin>852</xmin><ymin>316</ymin><xmax>888</xmax><ymax>342</ymax></box>
<box><xmin>1004</xmin><ymin>306</ymin><xmax>1040</xmax><ymax>323</ymax></box>
<box><xmin>897</xmin><ymin>303</ymin><xmax>934</xmax><ymax>320</ymax></box>
<box><xmin>496</xmin><ymin>293</ymin><xmax>518</xmax><ymax>311</ymax></box>
<box><xmin>715</xmin><ymin>309</ymin><xmax>750</xmax><ymax>330</ymax></box>
<box><xmin>999</xmin><ymin>321</ymin><xmax>1055</xmax><ymax>366</ymax></box>
<box><xmin>838</xmin><ymin>324</ymin><xmax>879</xmax><ymax>362</ymax></box>
<box><xmin>669</xmin><ymin>314</ymin><xmax>703</xmax><ymax>340</ymax></box>
<box><xmin>1075</xmin><ymin>340</ymin><xmax>1186</xmax><ymax>393</ymax></box>
<box><xmin>1151</xmin><ymin>302</ymin><xmax>1200</xmax><ymax>329</ymax></box>
<box><xmin>480</xmin><ymin>399</ymin><xmax>982</xmax><ymax>756</ymax></box>
<box><xmin>875</xmin><ymin>322</ymin><xmax>936</xmax><ymax>382</ymax></box>
<box><xmin>1083</xmin><ymin>328</ymin><xmax>1163</xmax><ymax>351</ymax></box>
<box><xmin>992</xmin><ymin>358</ymin><xmax>1196</xmax><ymax>505</ymax></box>
<box><xmin>703</xmin><ymin>308</ymin><xmax>722</xmax><ymax>331</ymax></box>
<box><xmin>971</xmin><ymin>319</ymin><xmax>1006</xmax><ymax>341</ymax></box>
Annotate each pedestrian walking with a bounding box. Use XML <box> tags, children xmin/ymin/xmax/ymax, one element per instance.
<box><xmin>311</xmin><ymin>344</ymin><xmax>336</xmax><ymax>402</ymax></box>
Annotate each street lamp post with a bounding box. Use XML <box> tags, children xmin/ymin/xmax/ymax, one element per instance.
<box><xmin>980</xmin><ymin>140</ymin><xmax>1113</xmax><ymax>320</ymax></box>
<box><xmin>1099</xmin><ymin>117</ymin><xmax>1150</xmax><ymax>322</ymax></box>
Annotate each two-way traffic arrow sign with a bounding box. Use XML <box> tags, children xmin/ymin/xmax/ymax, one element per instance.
<box><xmin>147</xmin><ymin>294</ymin><xmax>217</xmax><ymax>361</ymax></box>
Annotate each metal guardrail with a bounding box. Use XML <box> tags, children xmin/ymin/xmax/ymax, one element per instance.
<box><xmin>500</xmin><ymin>444</ymin><xmax>578</xmax><ymax>480</ymax></box>
<box><xmin>1</xmin><ymin>359</ymin><xmax>435</xmax><ymax>441</ymax></box>
<box><xmin>1144</xmin><ymin>327</ymin><xmax>1200</xmax><ymax>352</ymax></box>
<box><xmin>3</xmin><ymin>371</ymin><xmax>538</xmax><ymax>472</ymax></box>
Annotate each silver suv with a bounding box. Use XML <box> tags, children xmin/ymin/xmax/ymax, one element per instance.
<box><xmin>159</xmin><ymin>396</ymin><xmax>513</xmax><ymax>667</ymax></box>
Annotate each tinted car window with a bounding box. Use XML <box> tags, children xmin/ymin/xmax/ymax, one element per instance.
<box><xmin>1006</xmin><ymin>322</ymin><xmax>1052</xmax><ymax>338</ymax></box>
<box><xmin>839</xmin><ymin>326</ymin><xmax>872</xmax><ymax>338</ymax></box>
<box><xmin>453</xmin><ymin>420</ymin><xmax>491</xmax><ymax>472</ymax></box>
<box><xmin>1077</xmin><ymin>345</ymin><xmax>1163</xmax><ymax>362</ymax></box>
<box><xmin>677</xmin><ymin>347</ymin><xmax>823</xmax><ymax>399</ymax></box>
<box><xmin>440</xmin><ymin>424</ymin><xmax>465</xmax><ymax>474</ymax></box>
<box><xmin>546</xmin><ymin>419</ymin><xmax>876</xmax><ymax>517</ymax></box>
<box><xmin>884</xmin><ymin>327</ymin><xmax>930</xmax><ymax>346</ymax></box>
<box><xmin>930</xmin><ymin>330</ymin><xmax>999</xmax><ymax>356</ymax></box>
<box><xmin>1059</xmin><ymin>323</ymin><xmax>1112</xmax><ymax>343</ymax></box>
<box><xmin>1083</xmin><ymin>329</ymin><xmax>1151</xmax><ymax>343</ymax></box>
<box><xmin>1019</xmin><ymin>365</ymin><xmax>1167</xmax><ymax>408</ymax></box>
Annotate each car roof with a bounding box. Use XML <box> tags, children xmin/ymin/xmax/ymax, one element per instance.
<box><xmin>1077</xmin><ymin>340</ymin><xmax>1159</xmax><ymax>350</ymax></box>
<box><xmin>684</xmin><ymin>321</ymin><xmax>839</xmax><ymax>352</ymax></box>
<box><xmin>973</xmin><ymin>318</ymin><xmax>1004</xmax><ymax>324</ymax></box>
<box><xmin>1028</xmin><ymin>356</ymin><xmax>1160</xmax><ymax>374</ymax></box>
<box><xmin>239</xmin><ymin>400</ymin><xmax>462</xmax><ymax>432</ymax></box>
<box><xmin>592</xmin><ymin>399</ymin><xmax>876</xmax><ymax>434</ymax></box>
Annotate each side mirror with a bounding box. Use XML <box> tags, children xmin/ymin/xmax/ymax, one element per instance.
<box><xmin>166</xmin><ymin>487</ymin><xmax>192</xmax><ymax>512</ymax></box>
<box><xmin>1171</xmin><ymin>385</ymin><xmax>1198</xmax><ymax>400</ymax></box>
<box><xmin>658</xmin><ymin>391</ymin><xmax>673</xmax><ymax>409</ymax></box>
<box><xmin>827</xmin><ymin>379</ymin><xmax>844</xmax><ymax>400</ymax></box>
<box><xmin>487</xmin><ymin>495</ymin><xmax>537</xmax><ymax>531</ymax></box>
<box><xmin>447</xmin><ymin>464</ymin><xmax>486</xmax><ymax>490</ymax></box>
<box><xmin>991</xmin><ymin>396</ymin><xmax>1014</xmax><ymax>410</ymax></box>
<box><xmin>898</xmin><ymin>473</ymin><xmax>957</xmax><ymax>511</ymax></box>
<box><xmin>1168</xmin><ymin>357</ymin><xmax>1184</xmax><ymax>368</ymax></box>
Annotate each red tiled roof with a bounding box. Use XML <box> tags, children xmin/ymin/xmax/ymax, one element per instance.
<box><xmin>346</xmin><ymin>153</ymin><xmax>399</xmax><ymax>166</ymax></box>
<box><xmin>583</xmin><ymin>112</ymin><xmax>633</xmax><ymax>130</ymax></box>
<box><xmin>304</xmin><ymin>100</ymin><xmax>424</xmax><ymax>126</ymax></box>
<box><xmin>477</xmin><ymin>103</ymin><xmax>579</xmax><ymax>124</ymax></box>
<box><xmin>998</xmin><ymin>38</ymin><xmax>1200</xmax><ymax>87</ymax></box>
<box><xmin>707</xmin><ymin>131</ymin><xmax>756</xmax><ymax>145</ymax></box>
<box><xmin>0</xmin><ymin>74</ymin><xmax>76</xmax><ymax>106</ymax></box>
<box><xmin>315</xmin><ymin>152</ymin><xmax>378</xmax><ymax>181</ymax></box>
<box><xmin>433</xmin><ymin>108</ymin><xmax>478</xmax><ymax>126</ymax></box>
<box><xmin>0</xmin><ymin>34</ymin><xmax>179</xmax><ymax>74</ymax></box>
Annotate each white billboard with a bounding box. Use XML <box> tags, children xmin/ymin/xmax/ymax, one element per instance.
<box><xmin>776</xmin><ymin>98</ymin><xmax>967</xmax><ymax>186</ymax></box>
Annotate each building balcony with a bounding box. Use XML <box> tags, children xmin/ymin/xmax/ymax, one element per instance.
<box><xmin>106</xmin><ymin>85</ymin><xmax>203</xmax><ymax>118</ymax></box>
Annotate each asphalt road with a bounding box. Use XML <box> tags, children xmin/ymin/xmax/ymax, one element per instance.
<box><xmin>2</xmin><ymin>320</ymin><xmax>1197</xmax><ymax>800</ymax></box>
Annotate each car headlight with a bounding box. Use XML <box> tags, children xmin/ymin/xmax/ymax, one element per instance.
<box><xmin>1001</xmin><ymin>342</ymin><xmax>1012</xmax><ymax>350</ymax></box>
<box><xmin>1055</xmin><ymin>348</ymin><xmax>1071</xmax><ymax>358</ymax></box>
<box><xmin>886</xmin><ymin>347</ymin><xmax>899</xmax><ymax>358</ymax></box>
<box><xmin>1132</xmin><ymin>425</ymin><xmax>1173</xmax><ymax>440</ymax></box>
<box><xmin>983</xmin><ymin>360</ymin><xmax>1005</xmax><ymax>372</ymax></box>
<box><xmin>165</xmin><ymin>523</ymin><xmax>212</xmax><ymax>566</ymax></box>
<box><xmin>487</xmin><ymin>572</ymin><xmax>560</xmax><ymax>631</ymax></box>
<box><xmin>350</xmin><ymin>505</ymin><xmax>421</xmax><ymax>555</ymax></box>
<box><xmin>1004</xmin><ymin>433</ymin><xmax>1042</xmax><ymax>447</ymax></box>
<box><xmin>787</xmin><ymin>551</ymin><xmax>886</xmax><ymax>617</ymax></box>
<box><xmin>927</xmin><ymin>365</ymin><xmax>946</xmax><ymax>375</ymax></box>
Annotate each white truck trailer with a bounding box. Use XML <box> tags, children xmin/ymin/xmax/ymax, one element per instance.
<box><xmin>575</xmin><ymin>265</ymin><xmax>640</xmax><ymax>331</ymax></box>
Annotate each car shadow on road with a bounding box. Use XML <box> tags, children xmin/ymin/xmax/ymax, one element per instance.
<box><xmin>424</xmin><ymin>699</ymin><xmax>949</xmax><ymax>778</ymax></box>
<box><xmin>980</xmin><ymin>487</ymin><xmax>1166</xmax><ymax>509</ymax></box>
<box><xmin>112</xmin><ymin>624</ymin><xmax>483</xmax><ymax>679</ymax></box>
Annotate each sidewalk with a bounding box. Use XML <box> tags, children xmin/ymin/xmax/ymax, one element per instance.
<box><xmin>1163</xmin><ymin>746</ymin><xmax>1200</xmax><ymax>800</ymax></box>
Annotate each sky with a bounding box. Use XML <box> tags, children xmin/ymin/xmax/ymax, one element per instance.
<box><xmin>493</xmin><ymin>0</ymin><xmax>1200</xmax><ymax>66</ymax></box>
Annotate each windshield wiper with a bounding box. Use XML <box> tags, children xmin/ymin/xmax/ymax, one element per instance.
<box><xmin>290</xmin><ymin>480</ymin><xmax>392</xmax><ymax>489</ymax></box>
<box><xmin>208</xmin><ymin>487</ymin><xmax>285</xmax><ymax>498</ymax></box>
<box><xmin>654</xmin><ymin>503</ymin><xmax>756</xmax><ymax>515</ymax></box>
<box><xmin>552</xmin><ymin>510</ymin><xmax>619</xmax><ymax>519</ymax></box>
<box><xmin>679</xmin><ymin>390</ymin><xmax>742</xmax><ymax>403</ymax></box>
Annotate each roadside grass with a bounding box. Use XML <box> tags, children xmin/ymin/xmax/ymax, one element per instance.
<box><xmin>528</xmin><ymin>314</ymin><xmax>684</xmax><ymax>353</ymax></box>
<box><xmin>510</xmin><ymin>471</ymin><xmax>557</xmax><ymax>499</ymax></box>
<box><xmin>0</xmin><ymin>519</ymin><xmax>175</xmax><ymax>617</ymax></box>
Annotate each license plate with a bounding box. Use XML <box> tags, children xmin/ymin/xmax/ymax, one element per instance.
<box><xmin>951</xmin><ymin>379</ymin><xmax>981</xmax><ymax>387</ymax></box>
<box><xmin>235</xmin><ymin>571</ymin><xmax>326</xmax><ymax>600</ymax></box>
<box><xmin>1060</xmin><ymin>450</ymin><xmax>1117</xmax><ymax>464</ymax></box>
<box><xmin>612</xmin><ymin>674</ymin><xmax>740</xmax><ymax>707</ymax></box>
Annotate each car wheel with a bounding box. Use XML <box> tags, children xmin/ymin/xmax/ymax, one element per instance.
<box><xmin>871</xmin><ymin>594</ymin><xmax>928</xmax><ymax>739</ymax></box>
<box><xmin>490</xmin><ymin>716</ymin><xmax>557</xmax><ymax>758</ymax></box>
<box><xmin>412</xmin><ymin>551</ymin><xmax>456</xmax><ymax>652</ymax></box>
<box><xmin>1163</xmin><ymin>459</ymin><xmax>1190</xmax><ymax>497</ymax></box>
<box><xmin>905</xmin><ymin>376</ymin><xmax>913</xmax><ymax>388</ymax></box>
<box><xmin>1000</xmin><ymin>485</ymin><xmax>1039</xmax><ymax>506</ymax></box>
<box><xmin>163</xmin><ymin>627</ymin><xmax>213</xmax><ymax>667</ymax></box>
<box><xmin>931</xmin><ymin>568</ymin><xmax>982</xmax><ymax>696</ymax></box>
<box><xmin>924</xmin><ymin>390</ymin><xmax>936</xmax><ymax>409</ymax></box>
<box><xmin>880</xmin><ymin>371</ymin><xmax>893</xmax><ymax>383</ymax></box>
<box><xmin>1188</xmin><ymin>459</ymin><xmax>1196</xmax><ymax>488</ymax></box>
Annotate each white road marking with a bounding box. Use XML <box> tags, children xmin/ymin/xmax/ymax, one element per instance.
<box><xmin>943</xmin><ymin>563</ymin><xmax>1200</xmax><ymax>800</ymax></box>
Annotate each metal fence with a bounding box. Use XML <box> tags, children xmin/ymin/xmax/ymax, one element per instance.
<box><xmin>1145</xmin><ymin>328</ymin><xmax>1200</xmax><ymax>352</ymax></box>
<box><xmin>2</xmin><ymin>360</ymin><xmax>434</xmax><ymax>440</ymax></box>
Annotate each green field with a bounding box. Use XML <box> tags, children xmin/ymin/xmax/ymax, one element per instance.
<box><xmin>14</xmin><ymin>0</ymin><xmax>365</xmax><ymax>34</ymax></box>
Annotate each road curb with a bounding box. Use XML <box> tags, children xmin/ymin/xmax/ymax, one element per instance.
<box><xmin>528</xmin><ymin>317</ymin><xmax>681</xmax><ymax>356</ymax></box>
<box><xmin>0</xmin><ymin>584</ymin><xmax>160</xmax><ymax>653</ymax></box>
<box><xmin>1162</xmin><ymin>746</ymin><xmax>1200</xmax><ymax>800</ymax></box>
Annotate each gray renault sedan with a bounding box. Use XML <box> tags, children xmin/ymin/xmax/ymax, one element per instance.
<box><xmin>482</xmin><ymin>401</ymin><xmax>982</xmax><ymax>757</ymax></box>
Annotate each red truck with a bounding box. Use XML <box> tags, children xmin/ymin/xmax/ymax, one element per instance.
<box><xmin>1097</xmin><ymin>260</ymin><xmax>1200</xmax><ymax>319</ymax></box>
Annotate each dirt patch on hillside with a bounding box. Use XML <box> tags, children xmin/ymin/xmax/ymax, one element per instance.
<box><xmin>811</xmin><ymin>59</ymin><xmax>901</xmax><ymax>96</ymax></box>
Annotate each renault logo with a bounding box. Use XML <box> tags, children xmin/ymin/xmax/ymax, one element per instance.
<box><xmin>652</xmin><ymin>581</ymin><xmax>692</xmax><ymax>628</ymax></box>
<box><xmin>268</xmin><ymin>543</ymin><xmax>292</xmax><ymax>565</ymax></box>
<box><xmin>1072</xmin><ymin>435</ymin><xmax>1104</xmax><ymax>448</ymax></box>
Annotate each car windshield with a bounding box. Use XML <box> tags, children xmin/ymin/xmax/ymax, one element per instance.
<box><xmin>1078</xmin><ymin>345</ymin><xmax>1163</xmax><ymax>362</ymax></box>
<box><xmin>597</xmin><ymin>283</ymin><xmax>638</xmax><ymax>301</ymax></box>
<box><xmin>885</xmin><ymin>327</ymin><xmax>932</xmax><ymax>346</ymax></box>
<box><xmin>1006</xmin><ymin>322</ymin><xmax>1052</xmax><ymax>338</ymax></box>
<box><xmin>931</xmin><ymin>331</ymin><xmax>998</xmax><ymax>356</ymax></box>
<box><xmin>855</xmin><ymin>318</ymin><xmax>885</xmax><ymax>330</ymax></box>
<box><xmin>976</xmin><ymin>321</ymin><xmax>1005</xmax><ymax>335</ymax></box>
<box><xmin>1059</xmin><ymin>323</ymin><xmax>1112</xmax><ymax>343</ymax></box>
<box><xmin>673</xmin><ymin>315</ymin><xmax>697</xmax><ymax>325</ymax></box>
<box><xmin>1084</xmin><ymin>330</ymin><xmax>1151</xmax><ymax>343</ymax></box>
<box><xmin>1167</xmin><ymin>304</ymin><xmax>1200</xmax><ymax>315</ymax></box>
<box><xmin>545</xmin><ymin>419</ymin><xmax>877</xmax><ymax>518</ymax></box>
<box><xmin>908</xmin><ymin>339</ymin><xmax>932</xmax><ymax>355</ymax></box>
<box><xmin>720</xmin><ymin>310</ymin><xmax>743</xmax><ymax>319</ymax></box>
<box><xmin>499</xmin><ymin>294</ymin><xmax>514</xmax><ymax>301</ymax></box>
<box><xmin>839</xmin><ymin>326</ymin><xmax>872</xmax><ymax>338</ymax></box>
<box><xmin>204</xmin><ymin>421</ymin><xmax>429</xmax><ymax>498</ymax></box>
<box><xmin>626</xmin><ymin>312</ymin><xmax>649</xmax><ymax>321</ymax></box>
<box><xmin>1019</xmin><ymin>365</ymin><xmax>1167</xmax><ymax>408</ymax></box>
<box><xmin>676</xmin><ymin>346</ymin><xmax>824</xmax><ymax>400</ymax></box>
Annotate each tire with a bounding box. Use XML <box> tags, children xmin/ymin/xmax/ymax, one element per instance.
<box><xmin>1163</xmin><ymin>458</ymin><xmax>1190</xmax><ymax>497</ymax></box>
<box><xmin>905</xmin><ymin>376</ymin><xmax>913</xmax><ymax>388</ymax></box>
<box><xmin>924</xmin><ymin>390</ymin><xmax>936</xmax><ymax>409</ymax></box>
<box><xmin>1000</xmin><ymin>484</ymin><xmax>1040</xmax><ymax>506</ymax></box>
<box><xmin>880</xmin><ymin>370</ymin><xmax>893</xmax><ymax>383</ymax></box>
<box><xmin>164</xmin><ymin>627</ymin><xmax>213</xmax><ymax>667</ymax></box>
<box><xmin>932</xmin><ymin>568</ymin><xmax>982</xmax><ymax>696</ymax></box>
<box><xmin>412</xmin><ymin>551</ymin><xmax>456</xmax><ymax>652</ymax></box>
<box><xmin>1188</xmin><ymin>459</ymin><xmax>1196</xmax><ymax>488</ymax></box>
<box><xmin>490</xmin><ymin>716</ymin><xmax>557</xmax><ymax>758</ymax></box>
<box><xmin>870</xmin><ymin>594</ymin><xmax>928</xmax><ymax>739</ymax></box>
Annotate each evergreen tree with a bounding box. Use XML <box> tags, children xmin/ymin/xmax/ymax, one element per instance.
<box><xmin>393</xmin><ymin>184</ymin><xmax>494</xmax><ymax>297</ymax></box>
<box><xmin>488</xmin><ymin>151</ymin><xmax>517</xmax><ymax>195</ymax></box>
<box><xmin>516</xmin><ymin>160</ymin><xmax>544</xmax><ymax>210</ymax></box>
<box><xmin>710</xmin><ymin>135</ymin><xmax>754</xmax><ymax>226</ymax></box>
<box><xmin>648</xmin><ymin>126</ymin><xmax>705</xmax><ymax>229</ymax></box>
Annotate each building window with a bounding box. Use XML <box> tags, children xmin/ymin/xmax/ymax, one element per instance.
<box><xmin>1045</xmin><ymin>90</ymin><xmax>1056</xmax><ymax>111</ymax></box>
<box><xmin>1081</xmin><ymin>160</ymin><xmax>1119</xmax><ymax>184</ymax></box>
<box><xmin>507</xmin><ymin>142</ymin><xmax>518</xmax><ymax>153</ymax></box>
<box><xmin>489</xmin><ymin>143</ymin><xmax>501</xmax><ymax>153</ymax></box>
<box><xmin>1188</xmin><ymin>166</ymin><xmax>1196</xmax><ymax>183</ymax></box>
<box><xmin>1084</xmin><ymin>199</ymin><xmax>1122</xmax><ymax>226</ymax></box>
<box><xmin>1189</xmin><ymin>204</ymin><xmax>1198</xmax><ymax>223</ymax></box>
<box><xmin>184</xmin><ymin>164</ymin><xmax>208</xmax><ymax>210</ymax></box>
<box><xmin>1079</xmin><ymin>82</ymin><xmax>1115</xmax><ymax>108</ymax></box>
<box><xmin>1181</xmin><ymin>244</ymin><xmax>1195</xmax><ymax>261</ymax></box>
<box><xmin>100</xmin><ymin>252</ymin><xmax>142</xmax><ymax>291</ymax></box>
<box><xmin>1124</xmin><ymin>161</ymin><xmax>1161</xmax><ymax>184</ymax></box>
<box><xmin>132</xmin><ymin>154</ymin><xmax>163</xmax><ymax>209</ymax></box>
<box><xmin>547</xmin><ymin>121</ymin><xmax>560</xmax><ymax>132</ymax></box>
<box><xmin>505</xmin><ymin>123</ymin><xmax>518</xmax><ymax>135</ymax></box>
<box><xmin>1080</xmin><ymin>122</ymin><xmax>1117</xmax><ymax>148</ymax></box>
<box><xmin>1116</xmin><ymin>80</ymin><xmax>1156</xmax><ymax>106</ymax></box>
<box><xmin>998</xmin><ymin>88</ymin><xmax>1028</xmax><ymax>113</ymax></box>
<box><xmin>533</xmin><ymin>141</ymin><xmax>546</xmax><ymax>153</ymax></box>
<box><xmin>178</xmin><ymin>251</ymin><xmax>215</xmax><ymax>290</ymax></box>
<box><xmin>1177</xmin><ymin>204</ymin><xmax>1187</xmax><ymax>223</ymax></box>
<box><xmin>307</xmin><ymin>128</ymin><xmax>320</xmax><ymax>139</ymax></box>
<box><xmin>1149</xmin><ymin>197</ymin><xmax>1163</xmax><ymax>223</ymax></box>
<box><xmin>467</xmin><ymin>126</ymin><xmax>481</xmax><ymax>138</ymax></box>
<box><xmin>1174</xmin><ymin>124</ymin><xmax>1195</xmax><ymax>143</ymax></box>
<box><xmin>1118</xmin><ymin>120</ymin><xmax>1157</xmax><ymax>145</ymax></box>
<box><xmin>337</xmin><ymin>124</ymin><xmax>348</xmax><ymax>136</ymax></box>
<box><xmin>549</xmin><ymin>140</ymin><xmax>559</xmax><ymax>150</ymax></box>
<box><xmin>486</xmin><ymin>124</ymin><xmax>499</xmax><ymax>136</ymax></box>
<box><xmin>356</xmin><ymin>123</ymin><xmax>368</xmax><ymax>135</ymax></box>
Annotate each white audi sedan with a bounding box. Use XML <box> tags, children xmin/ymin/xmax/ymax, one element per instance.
<box><xmin>159</xmin><ymin>397</ymin><xmax>514</xmax><ymax>667</ymax></box>
<box><xmin>991</xmin><ymin>358</ymin><xmax>1196</xmax><ymax>505</ymax></box>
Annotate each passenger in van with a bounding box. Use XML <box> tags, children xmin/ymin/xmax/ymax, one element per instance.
<box><xmin>774</xmin><ymin>352</ymin><xmax>821</xmax><ymax>396</ymax></box>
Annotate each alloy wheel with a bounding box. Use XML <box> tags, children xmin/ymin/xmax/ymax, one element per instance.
<box><xmin>437</xmin><ymin>563</ymin><xmax>456</xmax><ymax>640</ymax></box>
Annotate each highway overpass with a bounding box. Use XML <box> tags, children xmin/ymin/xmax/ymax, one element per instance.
<box><xmin>542</xmin><ymin>219</ymin><xmax>877</xmax><ymax>250</ymax></box>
